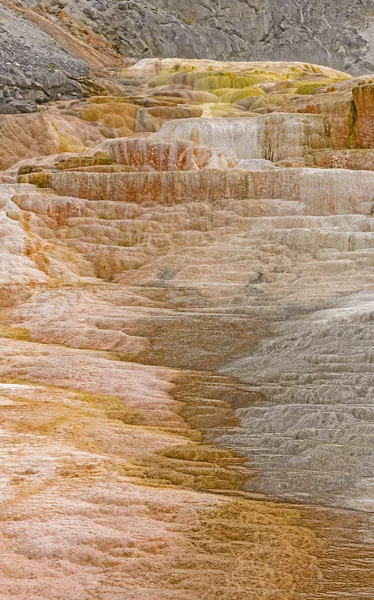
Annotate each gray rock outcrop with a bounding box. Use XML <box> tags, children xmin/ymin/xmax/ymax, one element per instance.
<box><xmin>30</xmin><ymin>0</ymin><xmax>374</xmax><ymax>74</ymax></box>
<box><xmin>0</xmin><ymin>4</ymin><xmax>87</xmax><ymax>113</ymax></box>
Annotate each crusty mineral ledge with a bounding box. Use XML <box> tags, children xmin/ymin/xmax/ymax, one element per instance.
<box><xmin>24</xmin><ymin>168</ymin><xmax>374</xmax><ymax>215</ymax></box>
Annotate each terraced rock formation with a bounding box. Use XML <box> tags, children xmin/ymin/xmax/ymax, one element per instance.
<box><xmin>0</xmin><ymin>59</ymin><xmax>374</xmax><ymax>598</ymax></box>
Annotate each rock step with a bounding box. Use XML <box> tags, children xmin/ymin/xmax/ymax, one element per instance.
<box><xmin>155</xmin><ymin>114</ymin><xmax>329</xmax><ymax>162</ymax></box>
<box><xmin>23</xmin><ymin>168</ymin><xmax>374</xmax><ymax>215</ymax></box>
<box><xmin>248</xmin><ymin>215</ymin><xmax>374</xmax><ymax>231</ymax></box>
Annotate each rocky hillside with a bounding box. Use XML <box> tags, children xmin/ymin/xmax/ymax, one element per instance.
<box><xmin>51</xmin><ymin>0</ymin><xmax>374</xmax><ymax>73</ymax></box>
<box><xmin>2</xmin><ymin>0</ymin><xmax>374</xmax><ymax>113</ymax></box>
<box><xmin>0</xmin><ymin>0</ymin><xmax>124</xmax><ymax>113</ymax></box>
<box><xmin>11</xmin><ymin>0</ymin><xmax>374</xmax><ymax>72</ymax></box>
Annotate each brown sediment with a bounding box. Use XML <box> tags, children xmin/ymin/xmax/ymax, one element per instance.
<box><xmin>154</xmin><ymin>371</ymin><xmax>374</xmax><ymax>599</ymax></box>
<box><xmin>184</xmin><ymin>496</ymin><xmax>374</xmax><ymax>599</ymax></box>
<box><xmin>126</xmin><ymin>294</ymin><xmax>374</xmax><ymax>599</ymax></box>
<box><xmin>134</xmin><ymin>369</ymin><xmax>374</xmax><ymax>599</ymax></box>
<box><xmin>141</xmin><ymin>371</ymin><xmax>249</xmax><ymax>493</ymax></box>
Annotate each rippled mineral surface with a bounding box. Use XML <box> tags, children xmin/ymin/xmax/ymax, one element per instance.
<box><xmin>1</xmin><ymin>55</ymin><xmax>374</xmax><ymax>599</ymax></box>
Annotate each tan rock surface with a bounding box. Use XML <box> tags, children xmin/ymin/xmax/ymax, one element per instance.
<box><xmin>1</xmin><ymin>59</ymin><xmax>374</xmax><ymax>599</ymax></box>
<box><xmin>0</xmin><ymin>110</ymin><xmax>105</xmax><ymax>171</ymax></box>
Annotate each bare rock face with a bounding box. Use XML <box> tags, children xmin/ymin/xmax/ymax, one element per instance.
<box><xmin>0</xmin><ymin>109</ymin><xmax>105</xmax><ymax>171</ymax></box>
<box><xmin>110</xmin><ymin>138</ymin><xmax>206</xmax><ymax>171</ymax></box>
<box><xmin>0</xmin><ymin>1</ymin><xmax>124</xmax><ymax>113</ymax></box>
<box><xmin>1</xmin><ymin>58</ymin><xmax>374</xmax><ymax>598</ymax></box>
<box><xmin>352</xmin><ymin>83</ymin><xmax>374</xmax><ymax>147</ymax></box>
<box><xmin>314</xmin><ymin>148</ymin><xmax>374</xmax><ymax>170</ymax></box>
<box><xmin>0</xmin><ymin>3</ymin><xmax>87</xmax><ymax>113</ymax></box>
<box><xmin>20</xmin><ymin>0</ymin><xmax>374</xmax><ymax>74</ymax></box>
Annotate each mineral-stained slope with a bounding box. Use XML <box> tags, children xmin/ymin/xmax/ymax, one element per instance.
<box><xmin>0</xmin><ymin>60</ymin><xmax>374</xmax><ymax>598</ymax></box>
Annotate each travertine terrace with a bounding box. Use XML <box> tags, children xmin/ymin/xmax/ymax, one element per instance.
<box><xmin>1</xmin><ymin>57</ymin><xmax>374</xmax><ymax>599</ymax></box>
